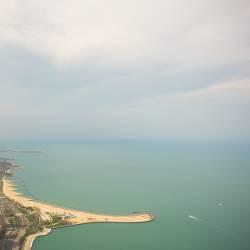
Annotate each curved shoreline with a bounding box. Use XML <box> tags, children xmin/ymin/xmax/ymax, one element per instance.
<box><xmin>22</xmin><ymin>227</ymin><xmax>51</xmax><ymax>250</ymax></box>
<box><xmin>3</xmin><ymin>179</ymin><xmax>154</xmax><ymax>224</ymax></box>
<box><xmin>3</xmin><ymin>178</ymin><xmax>154</xmax><ymax>249</ymax></box>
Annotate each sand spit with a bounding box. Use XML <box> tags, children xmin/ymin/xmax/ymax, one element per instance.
<box><xmin>3</xmin><ymin>179</ymin><xmax>153</xmax><ymax>249</ymax></box>
<box><xmin>3</xmin><ymin>179</ymin><xmax>154</xmax><ymax>225</ymax></box>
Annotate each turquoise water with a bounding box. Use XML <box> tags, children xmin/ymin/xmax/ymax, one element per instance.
<box><xmin>0</xmin><ymin>140</ymin><xmax>250</xmax><ymax>250</ymax></box>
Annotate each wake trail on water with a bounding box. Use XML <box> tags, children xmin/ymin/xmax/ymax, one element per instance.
<box><xmin>188</xmin><ymin>214</ymin><xmax>244</xmax><ymax>241</ymax></box>
<box><xmin>188</xmin><ymin>215</ymin><xmax>203</xmax><ymax>221</ymax></box>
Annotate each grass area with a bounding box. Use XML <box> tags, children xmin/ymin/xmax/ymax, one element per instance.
<box><xmin>44</xmin><ymin>215</ymin><xmax>63</xmax><ymax>227</ymax></box>
<box><xmin>17</xmin><ymin>204</ymin><xmax>33</xmax><ymax>215</ymax></box>
<box><xmin>27</xmin><ymin>214</ymin><xmax>36</xmax><ymax>223</ymax></box>
<box><xmin>44</xmin><ymin>215</ymin><xmax>72</xmax><ymax>228</ymax></box>
<box><xmin>51</xmin><ymin>215</ymin><xmax>62</xmax><ymax>224</ymax></box>
<box><xmin>51</xmin><ymin>220</ymin><xmax>73</xmax><ymax>228</ymax></box>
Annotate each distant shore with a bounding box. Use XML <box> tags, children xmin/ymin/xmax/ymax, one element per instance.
<box><xmin>0</xmin><ymin>149</ymin><xmax>43</xmax><ymax>154</ymax></box>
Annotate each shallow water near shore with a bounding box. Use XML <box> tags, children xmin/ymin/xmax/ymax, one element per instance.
<box><xmin>1</xmin><ymin>140</ymin><xmax>250</xmax><ymax>250</ymax></box>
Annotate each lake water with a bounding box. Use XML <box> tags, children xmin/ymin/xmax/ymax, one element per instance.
<box><xmin>0</xmin><ymin>140</ymin><xmax>250</xmax><ymax>250</ymax></box>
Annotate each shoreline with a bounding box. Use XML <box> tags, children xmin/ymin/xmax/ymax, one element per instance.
<box><xmin>3</xmin><ymin>178</ymin><xmax>154</xmax><ymax>249</ymax></box>
<box><xmin>3</xmin><ymin>179</ymin><xmax>154</xmax><ymax>224</ymax></box>
<box><xmin>22</xmin><ymin>228</ymin><xmax>51</xmax><ymax>250</ymax></box>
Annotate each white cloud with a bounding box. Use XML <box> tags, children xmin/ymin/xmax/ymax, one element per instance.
<box><xmin>0</xmin><ymin>0</ymin><xmax>249</xmax><ymax>68</ymax></box>
<box><xmin>105</xmin><ymin>78</ymin><xmax>250</xmax><ymax>140</ymax></box>
<box><xmin>0</xmin><ymin>77</ymin><xmax>249</xmax><ymax>140</ymax></box>
<box><xmin>0</xmin><ymin>1</ymin><xmax>249</xmax><ymax>140</ymax></box>
<box><xmin>0</xmin><ymin>82</ymin><xmax>31</xmax><ymax>115</ymax></box>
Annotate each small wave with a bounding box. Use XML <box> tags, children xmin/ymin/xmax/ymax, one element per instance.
<box><xmin>188</xmin><ymin>215</ymin><xmax>203</xmax><ymax>221</ymax></box>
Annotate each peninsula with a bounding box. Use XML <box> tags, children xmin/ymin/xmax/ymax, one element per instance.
<box><xmin>0</xmin><ymin>159</ymin><xmax>154</xmax><ymax>250</ymax></box>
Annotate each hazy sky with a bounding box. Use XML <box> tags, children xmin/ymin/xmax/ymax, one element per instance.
<box><xmin>0</xmin><ymin>0</ymin><xmax>249</xmax><ymax>140</ymax></box>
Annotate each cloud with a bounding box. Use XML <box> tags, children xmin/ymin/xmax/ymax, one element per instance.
<box><xmin>0</xmin><ymin>0</ymin><xmax>249</xmax><ymax>140</ymax></box>
<box><xmin>105</xmin><ymin>78</ymin><xmax>250</xmax><ymax>140</ymax></box>
<box><xmin>0</xmin><ymin>0</ymin><xmax>249</xmax><ymax>69</ymax></box>
<box><xmin>1</xmin><ymin>76</ymin><xmax>249</xmax><ymax>140</ymax></box>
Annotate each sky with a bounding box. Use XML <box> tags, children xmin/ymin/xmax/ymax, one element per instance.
<box><xmin>0</xmin><ymin>0</ymin><xmax>250</xmax><ymax>140</ymax></box>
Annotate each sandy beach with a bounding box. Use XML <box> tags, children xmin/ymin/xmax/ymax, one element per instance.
<box><xmin>3</xmin><ymin>179</ymin><xmax>154</xmax><ymax>225</ymax></box>
<box><xmin>22</xmin><ymin>228</ymin><xmax>51</xmax><ymax>250</ymax></box>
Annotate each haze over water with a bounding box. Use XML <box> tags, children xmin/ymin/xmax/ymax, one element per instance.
<box><xmin>0</xmin><ymin>140</ymin><xmax>249</xmax><ymax>250</ymax></box>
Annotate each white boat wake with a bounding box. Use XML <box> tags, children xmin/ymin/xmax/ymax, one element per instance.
<box><xmin>188</xmin><ymin>215</ymin><xmax>203</xmax><ymax>221</ymax></box>
<box><xmin>188</xmin><ymin>213</ymin><xmax>243</xmax><ymax>240</ymax></box>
